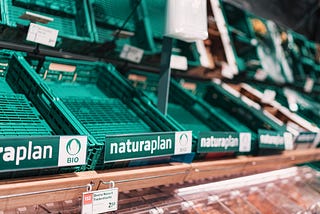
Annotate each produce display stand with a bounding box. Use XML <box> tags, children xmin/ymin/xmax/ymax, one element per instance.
<box><xmin>1</xmin><ymin>149</ymin><xmax>320</xmax><ymax>210</ymax></box>
<box><xmin>0</xmin><ymin>0</ymin><xmax>319</xmax><ymax>213</ymax></box>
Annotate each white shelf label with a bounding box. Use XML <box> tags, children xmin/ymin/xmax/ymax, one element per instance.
<box><xmin>261</xmin><ymin>89</ymin><xmax>276</xmax><ymax>104</ymax></box>
<box><xmin>304</xmin><ymin>77</ymin><xmax>314</xmax><ymax>93</ymax></box>
<box><xmin>82</xmin><ymin>188</ymin><xmax>118</xmax><ymax>214</ymax></box>
<box><xmin>239</xmin><ymin>133</ymin><xmax>251</xmax><ymax>152</ymax></box>
<box><xmin>170</xmin><ymin>55</ymin><xmax>188</xmax><ymax>70</ymax></box>
<box><xmin>221</xmin><ymin>62</ymin><xmax>235</xmax><ymax>79</ymax></box>
<box><xmin>120</xmin><ymin>44</ymin><xmax>144</xmax><ymax>63</ymax></box>
<box><xmin>254</xmin><ymin>69</ymin><xmax>268</xmax><ymax>81</ymax></box>
<box><xmin>26</xmin><ymin>23</ymin><xmax>58</xmax><ymax>47</ymax></box>
<box><xmin>284</xmin><ymin>132</ymin><xmax>294</xmax><ymax>150</ymax></box>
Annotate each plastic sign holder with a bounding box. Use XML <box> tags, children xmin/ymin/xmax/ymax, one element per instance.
<box><xmin>20</xmin><ymin>11</ymin><xmax>59</xmax><ymax>49</ymax></box>
<box><xmin>258</xmin><ymin>130</ymin><xmax>293</xmax><ymax>150</ymax></box>
<box><xmin>26</xmin><ymin>23</ymin><xmax>59</xmax><ymax>47</ymax></box>
<box><xmin>0</xmin><ymin>136</ymin><xmax>87</xmax><ymax>172</ymax></box>
<box><xmin>19</xmin><ymin>11</ymin><xmax>54</xmax><ymax>24</ymax></box>
<box><xmin>198</xmin><ymin>132</ymin><xmax>252</xmax><ymax>153</ymax></box>
<box><xmin>104</xmin><ymin>131</ymin><xmax>193</xmax><ymax>163</ymax></box>
<box><xmin>120</xmin><ymin>44</ymin><xmax>144</xmax><ymax>63</ymax></box>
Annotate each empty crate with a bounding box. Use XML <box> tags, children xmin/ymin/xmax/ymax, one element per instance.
<box><xmin>6</xmin><ymin>51</ymin><xmax>191</xmax><ymax>170</ymax></box>
<box><xmin>127</xmin><ymin>70</ymin><xmax>255</xmax><ymax>157</ymax></box>
<box><xmin>0</xmin><ymin>0</ymin><xmax>94</xmax><ymax>52</ymax></box>
<box><xmin>0</xmin><ymin>50</ymin><xmax>93</xmax><ymax>179</ymax></box>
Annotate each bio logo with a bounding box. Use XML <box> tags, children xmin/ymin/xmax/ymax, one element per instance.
<box><xmin>175</xmin><ymin>131</ymin><xmax>192</xmax><ymax>154</ymax></box>
<box><xmin>66</xmin><ymin>138</ymin><xmax>81</xmax><ymax>164</ymax></box>
<box><xmin>66</xmin><ymin>138</ymin><xmax>81</xmax><ymax>155</ymax></box>
<box><xmin>179</xmin><ymin>133</ymin><xmax>189</xmax><ymax>146</ymax></box>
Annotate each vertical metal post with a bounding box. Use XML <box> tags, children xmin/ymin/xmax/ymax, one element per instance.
<box><xmin>157</xmin><ymin>36</ymin><xmax>173</xmax><ymax>115</ymax></box>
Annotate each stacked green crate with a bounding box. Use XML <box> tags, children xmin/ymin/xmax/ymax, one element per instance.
<box><xmin>0</xmin><ymin>0</ymin><xmax>94</xmax><ymax>53</ymax></box>
<box><xmin>252</xmin><ymin>18</ymin><xmax>294</xmax><ymax>84</ymax></box>
<box><xmin>127</xmin><ymin>70</ymin><xmax>255</xmax><ymax>157</ymax></box>
<box><xmin>283</xmin><ymin>30</ymin><xmax>320</xmax><ymax>93</ymax></box>
<box><xmin>145</xmin><ymin>0</ymin><xmax>164</xmax><ymax>39</ymax></box>
<box><xmin>6</xmin><ymin>52</ymin><xmax>190</xmax><ymax>170</ymax></box>
<box><xmin>88</xmin><ymin>0</ymin><xmax>201</xmax><ymax>66</ymax></box>
<box><xmin>144</xmin><ymin>0</ymin><xmax>201</xmax><ymax>66</ymax></box>
<box><xmin>217</xmin><ymin>1</ymin><xmax>319</xmax><ymax>96</ymax></box>
<box><xmin>88</xmin><ymin>0</ymin><xmax>159</xmax><ymax>54</ymax></box>
<box><xmin>88</xmin><ymin>0</ymin><xmax>136</xmax><ymax>52</ymax></box>
<box><xmin>249</xmin><ymin>83</ymin><xmax>320</xmax><ymax>127</ymax></box>
<box><xmin>213</xmin><ymin>0</ymin><xmax>294</xmax><ymax>83</ymax></box>
<box><xmin>0</xmin><ymin>51</ymin><xmax>53</xmax><ymax>137</ymax></box>
<box><xmin>0</xmin><ymin>0</ymin><xmax>4</xmax><ymax>24</ymax></box>
<box><xmin>0</xmin><ymin>50</ymin><xmax>77</xmax><ymax>179</ymax></box>
<box><xmin>218</xmin><ymin>0</ymin><xmax>260</xmax><ymax>73</ymax></box>
<box><xmin>202</xmin><ymin>80</ymin><xmax>287</xmax><ymax>133</ymax></box>
<box><xmin>202</xmin><ymin>80</ymin><xmax>300</xmax><ymax>153</ymax></box>
<box><xmin>0</xmin><ymin>94</ymin><xmax>53</xmax><ymax>136</ymax></box>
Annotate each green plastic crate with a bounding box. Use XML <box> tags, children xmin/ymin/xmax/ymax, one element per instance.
<box><xmin>145</xmin><ymin>0</ymin><xmax>165</xmax><ymax>39</ymax></box>
<box><xmin>88</xmin><ymin>0</ymin><xmax>158</xmax><ymax>53</ymax></box>
<box><xmin>0</xmin><ymin>93</ymin><xmax>53</xmax><ymax>136</ymax></box>
<box><xmin>0</xmin><ymin>0</ymin><xmax>94</xmax><ymax>53</ymax></box>
<box><xmin>249</xmin><ymin>83</ymin><xmax>320</xmax><ymax>127</ymax></box>
<box><xmin>128</xmin><ymin>70</ymin><xmax>255</xmax><ymax>133</ymax></box>
<box><xmin>0</xmin><ymin>0</ymin><xmax>5</xmax><ymax>24</ymax></box>
<box><xmin>0</xmin><ymin>51</ymin><xmax>87</xmax><ymax>179</ymax></box>
<box><xmin>285</xmin><ymin>31</ymin><xmax>320</xmax><ymax>89</ymax></box>
<box><xmin>289</xmin><ymin>31</ymin><xmax>317</xmax><ymax>62</ymax></box>
<box><xmin>89</xmin><ymin>0</ymin><xmax>163</xmax><ymax>40</ymax></box>
<box><xmin>5</xmin><ymin>54</ymin><xmax>104</xmax><ymax>172</ymax></box>
<box><xmin>88</xmin><ymin>0</ymin><xmax>201</xmax><ymax>66</ymax></box>
<box><xmin>253</xmin><ymin>19</ymin><xmax>294</xmax><ymax>84</ymax></box>
<box><xmin>6</xmin><ymin>52</ymin><xmax>190</xmax><ymax>170</ymax></box>
<box><xmin>87</xmin><ymin>0</ymin><xmax>133</xmax><ymax>53</ymax></box>
<box><xmin>202</xmin><ymin>80</ymin><xmax>287</xmax><ymax>133</ymax></box>
<box><xmin>0</xmin><ymin>50</ymin><xmax>52</xmax><ymax>137</ymax></box>
<box><xmin>222</xmin><ymin>2</ymin><xmax>255</xmax><ymax>38</ymax></box>
<box><xmin>129</xmin><ymin>71</ymin><xmax>212</xmax><ymax>134</ymax></box>
<box><xmin>218</xmin><ymin>0</ymin><xmax>260</xmax><ymax>73</ymax></box>
<box><xmin>215</xmin><ymin>0</ymin><xmax>294</xmax><ymax>83</ymax></box>
<box><xmin>127</xmin><ymin>70</ymin><xmax>256</xmax><ymax>156</ymax></box>
<box><xmin>90</xmin><ymin>0</ymin><xmax>135</xmax><ymax>33</ymax></box>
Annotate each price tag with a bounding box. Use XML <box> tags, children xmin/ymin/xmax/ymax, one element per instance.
<box><xmin>170</xmin><ymin>55</ymin><xmax>188</xmax><ymax>70</ymax></box>
<box><xmin>120</xmin><ymin>44</ymin><xmax>144</xmax><ymax>63</ymax></box>
<box><xmin>26</xmin><ymin>23</ymin><xmax>58</xmax><ymax>47</ymax></box>
<box><xmin>82</xmin><ymin>188</ymin><xmax>118</xmax><ymax>214</ymax></box>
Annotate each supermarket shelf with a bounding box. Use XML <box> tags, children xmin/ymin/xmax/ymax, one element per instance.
<box><xmin>1</xmin><ymin>149</ymin><xmax>320</xmax><ymax>209</ymax></box>
<box><xmin>187</xmin><ymin>149</ymin><xmax>320</xmax><ymax>181</ymax></box>
<box><xmin>0</xmin><ymin>40</ymin><xmax>99</xmax><ymax>62</ymax></box>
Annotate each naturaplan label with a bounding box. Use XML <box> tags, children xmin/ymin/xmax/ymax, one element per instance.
<box><xmin>0</xmin><ymin>136</ymin><xmax>87</xmax><ymax>171</ymax></box>
<box><xmin>258</xmin><ymin>129</ymin><xmax>293</xmax><ymax>150</ymax></box>
<box><xmin>198</xmin><ymin>132</ymin><xmax>252</xmax><ymax>153</ymax></box>
<box><xmin>104</xmin><ymin>131</ymin><xmax>192</xmax><ymax>162</ymax></box>
<box><xmin>295</xmin><ymin>132</ymin><xmax>317</xmax><ymax>144</ymax></box>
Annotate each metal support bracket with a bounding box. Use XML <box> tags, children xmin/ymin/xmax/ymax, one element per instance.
<box><xmin>157</xmin><ymin>36</ymin><xmax>173</xmax><ymax>115</ymax></box>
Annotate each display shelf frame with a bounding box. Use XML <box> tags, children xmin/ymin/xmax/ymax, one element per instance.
<box><xmin>1</xmin><ymin>149</ymin><xmax>320</xmax><ymax>210</ymax></box>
